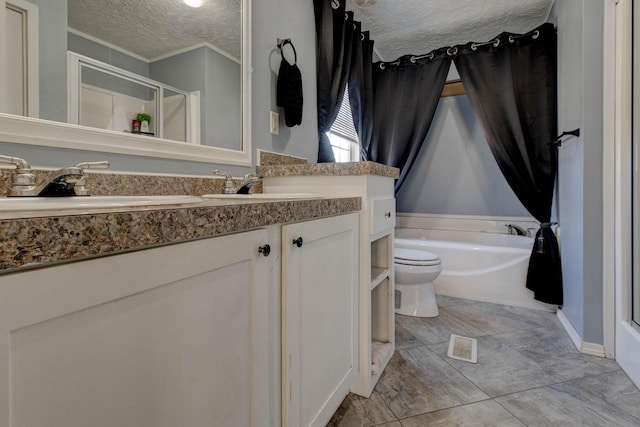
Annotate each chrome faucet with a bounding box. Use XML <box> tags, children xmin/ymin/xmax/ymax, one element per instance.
<box><xmin>235</xmin><ymin>173</ymin><xmax>261</xmax><ymax>194</ymax></box>
<box><xmin>0</xmin><ymin>155</ymin><xmax>110</xmax><ymax>196</ymax></box>
<box><xmin>506</xmin><ymin>224</ymin><xmax>526</xmax><ymax>236</ymax></box>
<box><xmin>213</xmin><ymin>169</ymin><xmax>261</xmax><ymax>194</ymax></box>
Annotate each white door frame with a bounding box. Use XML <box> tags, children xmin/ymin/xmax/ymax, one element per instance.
<box><xmin>604</xmin><ymin>0</ymin><xmax>640</xmax><ymax>387</ymax></box>
<box><xmin>3</xmin><ymin>0</ymin><xmax>39</xmax><ymax>117</ymax></box>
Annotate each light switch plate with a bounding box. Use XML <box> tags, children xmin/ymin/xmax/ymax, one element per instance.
<box><xmin>270</xmin><ymin>111</ymin><xmax>280</xmax><ymax>135</ymax></box>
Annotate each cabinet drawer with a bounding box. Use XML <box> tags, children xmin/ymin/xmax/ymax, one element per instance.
<box><xmin>369</xmin><ymin>198</ymin><xmax>396</xmax><ymax>235</ymax></box>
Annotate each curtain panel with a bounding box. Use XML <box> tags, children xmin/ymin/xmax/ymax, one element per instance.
<box><xmin>454</xmin><ymin>23</ymin><xmax>562</xmax><ymax>305</ymax></box>
<box><xmin>348</xmin><ymin>26</ymin><xmax>375</xmax><ymax>161</ymax></box>
<box><xmin>367</xmin><ymin>53</ymin><xmax>451</xmax><ymax>191</ymax></box>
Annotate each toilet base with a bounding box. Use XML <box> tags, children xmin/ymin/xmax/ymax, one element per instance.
<box><xmin>395</xmin><ymin>282</ymin><xmax>439</xmax><ymax>317</ymax></box>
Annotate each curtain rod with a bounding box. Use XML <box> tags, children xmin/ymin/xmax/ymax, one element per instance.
<box><xmin>379</xmin><ymin>27</ymin><xmax>545</xmax><ymax>67</ymax></box>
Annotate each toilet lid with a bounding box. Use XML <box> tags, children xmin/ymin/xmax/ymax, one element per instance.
<box><xmin>394</xmin><ymin>248</ymin><xmax>441</xmax><ymax>266</ymax></box>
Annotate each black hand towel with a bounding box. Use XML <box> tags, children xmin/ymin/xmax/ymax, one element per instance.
<box><xmin>277</xmin><ymin>40</ymin><xmax>303</xmax><ymax>127</ymax></box>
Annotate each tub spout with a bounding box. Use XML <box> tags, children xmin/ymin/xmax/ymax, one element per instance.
<box><xmin>506</xmin><ymin>224</ymin><xmax>526</xmax><ymax>236</ymax></box>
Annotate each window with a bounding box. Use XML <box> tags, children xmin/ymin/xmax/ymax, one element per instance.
<box><xmin>327</xmin><ymin>89</ymin><xmax>360</xmax><ymax>162</ymax></box>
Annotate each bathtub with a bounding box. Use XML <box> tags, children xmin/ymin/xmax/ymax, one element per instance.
<box><xmin>395</xmin><ymin>228</ymin><xmax>557</xmax><ymax>312</ymax></box>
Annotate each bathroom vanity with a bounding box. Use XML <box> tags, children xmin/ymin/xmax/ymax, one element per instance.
<box><xmin>0</xmin><ymin>160</ymin><xmax>398</xmax><ymax>426</ymax></box>
<box><xmin>259</xmin><ymin>161</ymin><xmax>398</xmax><ymax>398</ymax></box>
<box><xmin>0</xmin><ymin>196</ymin><xmax>360</xmax><ymax>427</ymax></box>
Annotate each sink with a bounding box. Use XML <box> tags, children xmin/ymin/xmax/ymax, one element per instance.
<box><xmin>201</xmin><ymin>193</ymin><xmax>319</xmax><ymax>200</ymax></box>
<box><xmin>0</xmin><ymin>195</ymin><xmax>203</xmax><ymax>219</ymax></box>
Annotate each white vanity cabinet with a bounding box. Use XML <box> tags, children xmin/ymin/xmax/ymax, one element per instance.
<box><xmin>264</xmin><ymin>173</ymin><xmax>396</xmax><ymax>398</ymax></box>
<box><xmin>281</xmin><ymin>213</ymin><xmax>359</xmax><ymax>427</ymax></box>
<box><xmin>0</xmin><ymin>230</ymin><xmax>277</xmax><ymax>427</ymax></box>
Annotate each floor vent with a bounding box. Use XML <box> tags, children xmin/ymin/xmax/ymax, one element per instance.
<box><xmin>447</xmin><ymin>334</ymin><xmax>477</xmax><ymax>364</ymax></box>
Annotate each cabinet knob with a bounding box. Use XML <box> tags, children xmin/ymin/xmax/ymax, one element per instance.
<box><xmin>292</xmin><ymin>237</ymin><xmax>303</xmax><ymax>248</ymax></box>
<box><xmin>385</xmin><ymin>211</ymin><xmax>392</xmax><ymax>218</ymax></box>
<box><xmin>258</xmin><ymin>244</ymin><xmax>271</xmax><ymax>257</ymax></box>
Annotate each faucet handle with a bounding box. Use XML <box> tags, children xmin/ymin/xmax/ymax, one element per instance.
<box><xmin>0</xmin><ymin>155</ymin><xmax>37</xmax><ymax>195</ymax></box>
<box><xmin>72</xmin><ymin>161</ymin><xmax>110</xmax><ymax>196</ymax></box>
<box><xmin>0</xmin><ymin>155</ymin><xmax>31</xmax><ymax>170</ymax></box>
<box><xmin>74</xmin><ymin>161</ymin><xmax>110</xmax><ymax>171</ymax></box>
<box><xmin>213</xmin><ymin>169</ymin><xmax>235</xmax><ymax>194</ymax></box>
<box><xmin>213</xmin><ymin>169</ymin><xmax>232</xmax><ymax>179</ymax></box>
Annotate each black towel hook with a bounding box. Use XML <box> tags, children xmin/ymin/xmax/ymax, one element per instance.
<box><xmin>276</xmin><ymin>38</ymin><xmax>290</xmax><ymax>49</ymax></box>
<box><xmin>277</xmin><ymin>38</ymin><xmax>297</xmax><ymax>64</ymax></box>
<box><xmin>548</xmin><ymin>128</ymin><xmax>580</xmax><ymax>147</ymax></box>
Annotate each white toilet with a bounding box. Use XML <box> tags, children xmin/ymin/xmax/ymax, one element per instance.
<box><xmin>394</xmin><ymin>248</ymin><xmax>442</xmax><ymax>317</ymax></box>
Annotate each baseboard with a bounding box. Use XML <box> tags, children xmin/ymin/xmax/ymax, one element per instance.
<box><xmin>580</xmin><ymin>342</ymin><xmax>607</xmax><ymax>358</ymax></box>
<box><xmin>557</xmin><ymin>309</ymin><xmax>607</xmax><ymax>358</ymax></box>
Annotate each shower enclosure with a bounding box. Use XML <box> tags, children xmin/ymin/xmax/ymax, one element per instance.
<box><xmin>67</xmin><ymin>52</ymin><xmax>198</xmax><ymax>144</ymax></box>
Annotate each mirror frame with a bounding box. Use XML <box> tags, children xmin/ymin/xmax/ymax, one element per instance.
<box><xmin>0</xmin><ymin>0</ymin><xmax>252</xmax><ymax>167</ymax></box>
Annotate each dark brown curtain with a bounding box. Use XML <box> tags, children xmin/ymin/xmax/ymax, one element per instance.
<box><xmin>454</xmin><ymin>23</ymin><xmax>562</xmax><ymax>305</ymax></box>
<box><xmin>314</xmin><ymin>0</ymin><xmax>355</xmax><ymax>162</ymax></box>
<box><xmin>347</xmin><ymin>25</ymin><xmax>375</xmax><ymax>161</ymax></box>
<box><xmin>367</xmin><ymin>52</ymin><xmax>451</xmax><ymax>191</ymax></box>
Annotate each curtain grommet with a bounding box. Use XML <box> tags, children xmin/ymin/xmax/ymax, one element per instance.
<box><xmin>492</xmin><ymin>38</ymin><xmax>500</xmax><ymax>48</ymax></box>
<box><xmin>532</xmin><ymin>30</ymin><xmax>540</xmax><ymax>39</ymax></box>
<box><xmin>471</xmin><ymin>43</ymin><xmax>478</xmax><ymax>51</ymax></box>
<box><xmin>332</xmin><ymin>0</ymin><xmax>340</xmax><ymax>10</ymax></box>
<box><xmin>379</xmin><ymin>63</ymin><xmax>385</xmax><ymax>70</ymax></box>
<box><xmin>508</xmin><ymin>35</ymin><xmax>515</xmax><ymax>44</ymax></box>
<box><xmin>446</xmin><ymin>47</ymin><xmax>458</xmax><ymax>57</ymax></box>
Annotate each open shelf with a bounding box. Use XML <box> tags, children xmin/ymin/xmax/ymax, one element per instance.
<box><xmin>370</xmin><ymin>267</ymin><xmax>390</xmax><ymax>291</ymax></box>
<box><xmin>370</xmin><ymin>340</ymin><xmax>394</xmax><ymax>382</ymax></box>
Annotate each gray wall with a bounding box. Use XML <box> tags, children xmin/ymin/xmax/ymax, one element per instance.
<box><xmin>396</xmin><ymin>95</ymin><xmax>529</xmax><ymax>217</ymax></box>
<box><xmin>251</xmin><ymin>0</ymin><xmax>318</xmax><ymax>163</ymax></box>
<box><xmin>68</xmin><ymin>32</ymin><xmax>149</xmax><ymax>77</ymax></box>
<box><xmin>33</xmin><ymin>0</ymin><xmax>67</xmax><ymax>122</ymax></box>
<box><xmin>0</xmin><ymin>0</ymin><xmax>318</xmax><ymax>176</ymax></box>
<box><xmin>204</xmin><ymin>48</ymin><xmax>242</xmax><ymax>150</ymax></box>
<box><xmin>149</xmin><ymin>48</ymin><xmax>209</xmax><ymax>145</ymax></box>
<box><xmin>551</xmin><ymin>0</ymin><xmax>604</xmax><ymax>344</ymax></box>
<box><xmin>150</xmin><ymin>47</ymin><xmax>243</xmax><ymax>150</ymax></box>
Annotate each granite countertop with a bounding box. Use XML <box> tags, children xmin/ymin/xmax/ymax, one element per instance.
<box><xmin>256</xmin><ymin>161</ymin><xmax>400</xmax><ymax>178</ymax></box>
<box><xmin>0</xmin><ymin>197</ymin><xmax>360</xmax><ymax>274</ymax></box>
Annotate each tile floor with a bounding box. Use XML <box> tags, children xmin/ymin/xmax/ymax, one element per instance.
<box><xmin>328</xmin><ymin>295</ymin><xmax>640</xmax><ymax>426</ymax></box>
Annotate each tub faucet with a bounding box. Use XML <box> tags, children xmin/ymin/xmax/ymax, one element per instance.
<box><xmin>506</xmin><ymin>224</ymin><xmax>526</xmax><ymax>236</ymax></box>
<box><xmin>0</xmin><ymin>155</ymin><xmax>110</xmax><ymax>196</ymax></box>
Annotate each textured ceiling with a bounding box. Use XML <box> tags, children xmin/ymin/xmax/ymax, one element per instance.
<box><xmin>346</xmin><ymin>0</ymin><xmax>554</xmax><ymax>61</ymax></box>
<box><xmin>68</xmin><ymin>0</ymin><xmax>241</xmax><ymax>61</ymax></box>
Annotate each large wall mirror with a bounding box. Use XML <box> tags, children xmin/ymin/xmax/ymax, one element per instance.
<box><xmin>0</xmin><ymin>0</ymin><xmax>251</xmax><ymax>166</ymax></box>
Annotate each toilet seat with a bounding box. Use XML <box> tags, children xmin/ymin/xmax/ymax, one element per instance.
<box><xmin>394</xmin><ymin>248</ymin><xmax>441</xmax><ymax>267</ymax></box>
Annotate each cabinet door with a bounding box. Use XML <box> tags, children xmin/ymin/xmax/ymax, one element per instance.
<box><xmin>282</xmin><ymin>213</ymin><xmax>359</xmax><ymax>427</ymax></box>
<box><xmin>0</xmin><ymin>230</ymin><xmax>273</xmax><ymax>427</ymax></box>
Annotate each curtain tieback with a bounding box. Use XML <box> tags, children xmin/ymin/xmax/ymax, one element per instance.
<box><xmin>536</xmin><ymin>222</ymin><xmax>558</xmax><ymax>254</ymax></box>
